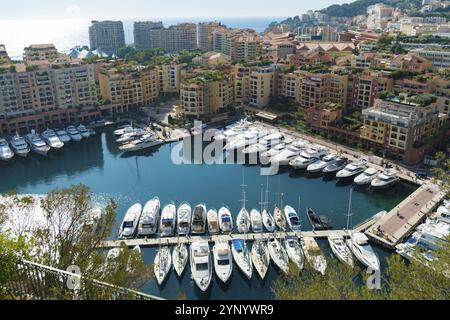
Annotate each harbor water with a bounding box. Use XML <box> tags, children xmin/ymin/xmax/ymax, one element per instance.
<box><xmin>0</xmin><ymin>128</ymin><xmax>418</xmax><ymax>300</ymax></box>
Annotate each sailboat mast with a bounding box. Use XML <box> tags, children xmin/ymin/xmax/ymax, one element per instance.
<box><xmin>240</xmin><ymin>168</ymin><xmax>247</xmax><ymax>209</ymax></box>
<box><xmin>265</xmin><ymin>176</ymin><xmax>270</xmax><ymax>211</ymax></box>
<box><xmin>346</xmin><ymin>188</ymin><xmax>354</xmax><ymax>235</ymax></box>
<box><xmin>260</xmin><ymin>184</ymin><xmax>264</xmax><ymax>213</ymax></box>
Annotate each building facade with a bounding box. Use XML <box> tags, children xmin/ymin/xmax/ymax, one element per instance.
<box><xmin>89</xmin><ymin>21</ymin><xmax>125</xmax><ymax>56</ymax></box>
<box><xmin>198</xmin><ymin>22</ymin><xmax>222</xmax><ymax>51</ymax></box>
<box><xmin>23</xmin><ymin>44</ymin><xmax>59</xmax><ymax>63</ymax></box>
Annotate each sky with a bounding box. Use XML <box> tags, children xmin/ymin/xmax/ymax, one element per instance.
<box><xmin>1</xmin><ymin>0</ymin><xmax>351</xmax><ymax>20</ymax></box>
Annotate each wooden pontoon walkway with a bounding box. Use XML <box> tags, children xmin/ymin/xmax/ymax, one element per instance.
<box><xmin>365</xmin><ymin>183</ymin><xmax>446</xmax><ymax>249</ymax></box>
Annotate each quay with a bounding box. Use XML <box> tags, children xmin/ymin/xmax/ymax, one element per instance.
<box><xmin>365</xmin><ymin>183</ymin><xmax>446</xmax><ymax>249</ymax></box>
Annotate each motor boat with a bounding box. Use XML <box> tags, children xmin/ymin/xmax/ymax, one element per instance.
<box><xmin>251</xmin><ymin>240</ymin><xmax>270</xmax><ymax>279</ymax></box>
<box><xmin>250</xmin><ymin>209</ymin><xmax>263</xmax><ymax>233</ymax></box>
<box><xmin>88</xmin><ymin>128</ymin><xmax>96</xmax><ymax>136</ymax></box>
<box><xmin>236</xmin><ymin>207</ymin><xmax>251</xmax><ymax>234</ymax></box>
<box><xmin>271</xmin><ymin>141</ymin><xmax>308</xmax><ymax>166</ymax></box>
<box><xmin>191</xmin><ymin>204</ymin><xmax>207</xmax><ymax>235</ymax></box>
<box><xmin>274</xmin><ymin>207</ymin><xmax>286</xmax><ymax>231</ymax></box>
<box><xmin>307</xmin><ymin>153</ymin><xmax>337</xmax><ymax>173</ymax></box>
<box><xmin>242</xmin><ymin>132</ymin><xmax>283</xmax><ymax>157</ymax></box>
<box><xmin>55</xmin><ymin>129</ymin><xmax>71</xmax><ymax>143</ymax></box>
<box><xmin>0</xmin><ymin>138</ymin><xmax>14</xmax><ymax>161</ymax></box>
<box><xmin>302</xmin><ymin>237</ymin><xmax>327</xmax><ymax>275</ymax></box>
<box><xmin>190</xmin><ymin>240</ymin><xmax>212</xmax><ymax>292</ymax></box>
<box><xmin>213</xmin><ymin>240</ymin><xmax>233</xmax><ymax>283</ymax></box>
<box><xmin>9</xmin><ymin>134</ymin><xmax>30</xmax><ymax>158</ymax></box>
<box><xmin>217</xmin><ymin>207</ymin><xmax>233</xmax><ymax>234</ymax></box>
<box><xmin>25</xmin><ymin>131</ymin><xmax>51</xmax><ymax>156</ymax></box>
<box><xmin>119</xmin><ymin>203</ymin><xmax>142</xmax><ymax>239</ymax></box>
<box><xmin>267</xmin><ymin>236</ymin><xmax>289</xmax><ymax>274</ymax></box>
<box><xmin>116</xmin><ymin>128</ymin><xmax>146</xmax><ymax>144</ymax></box>
<box><xmin>289</xmin><ymin>146</ymin><xmax>328</xmax><ymax>170</ymax></box>
<box><xmin>207</xmin><ymin>209</ymin><xmax>219</xmax><ymax>235</ymax></box>
<box><xmin>306</xmin><ymin>208</ymin><xmax>332</xmax><ymax>231</ymax></box>
<box><xmin>119</xmin><ymin>134</ymin><xmax>164</xmax><ymax>152</ymax></box>
<box><xmin>215</xmin><ymin>119</ymin><xmax>253</xmax><ymax>141</ymax></box>
<box><xmin>224</xmin><ymin>129</ymin><xmax>267</xmax><ymax>151</ymax></box>
<box><xmin>323</xmin><ymin>157</ymin><xmax>348</xmax><ymax>176</ymax></box>
<box><xmin>231</xmin><ymin>240</ymin><xmax>252</xmax><ymax>280</ymax></box>
<box><xmin>77</xmin><ymin>125</ymin><xmax>90</xmax><ymax>139</ymax></box>
<box><xmin>114</xmin><ymin>125</ymin><xmax>134</xmax><ymax>136</ymax></box>
<box><xmin>336</xmin><ymin>160</ymin><xmax>367</xmax><ymax>180</ymax></box>
<box><xmin>66</xmin><ymin>126</ymin><xmax>83</xmax><ymax>142</ymax></box>
<box><xmin>154</xmin><ymin>246</ymin><xmax>172</xmax><ymax>285</ymax></box>
<box><xmin>285</xmin><ymin>236</ymin><xmax>303</xmax><ymax>270</ymax></box>
<box><xmin>160</xmin><ymin>202</ymin><xmax>176</xmax><ymax>237</ymax></box>
<box><xmin>173</xmin><ymin>242</ymin><xmax>189</xmax><ymax>277</ymax></box>
<box><xmin>346</xmin><ymin>232</ymin><xmax>380</xmax><ymax>270</ymax></box>
<box><xmin>41</xmin><ymin>129</ymin><xmax>64</xmax><ymax>150</ymax></box>
<box><xmin>371</xmin><ymin>170</ymin><xmax>400</xmax><ymax>190</ymax></box>
<box><xmin>260</xmin><ymin>143</ymin><xmax>287</xmax><ymax>165</ymax></box>
<box><xmin>138</xmin><ymin>197</ymin><xmax>160</xmax><ymax>236</ymax></box>
<box><xmin>262</xmin><ymin>209</ymin><xmax>276</xmax><ymax>233</ymax></box>
<box><xmin>177</xmin><ymin>202</ymin><xmax>192</xmax><ymax>236</ymax></box>
<box><xmin>354</xmin><ymin>168</ymin><xmax>379</xmax><ymax>186</ymax></box>
<box><xmin>328</xmin><ymin>233</ymin><xmax>354</xmax><ymax>267</ymax></box>
<box><xmin>284</xmin><ymin>206</ymin><xmax>301</xmax><ymax>232</ymax></box>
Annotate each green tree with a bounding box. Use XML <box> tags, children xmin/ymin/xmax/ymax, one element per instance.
<box><xmin>433</xmin><ymin>153</ymin><xmax>450</xmax><ymax>197</ymax></box>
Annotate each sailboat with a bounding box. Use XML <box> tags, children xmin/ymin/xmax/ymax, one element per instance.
<box><xmin>328</xmin><ymin>233</ymin><xmax>354</xmax><ymax>267</ymax></box>
<box><xmin>173</xmin><ymin>240</ymin><xmax>189</xmax><ymax>277</ymax></box>
<box><xmin>301</xmin><ymin>237</ymin><xmax>327</xmax><ymax>276</ymax></box>
<box><xmin>213</xmin><ymin>240</ymin><xmax>233</xmax><ymax>283</ymax></box>
<box><xmin>250</xmin><ymin>185</ymin><xmax>264</xmax><ymax>234</ymax></box>
<box><xmin>261</xmin><ymin>178</ymin><xmax>276</xmax><ymax>232</ymax></box>
<box><xmin>251</xmin><ymin>240</ymin><xmax>271</xmax><ymax>279</ymax></box>
<box><xmin>285</xmin><ymin>236</ymin><xmax>304</xmax><ymax>270</ymax></box>
<box><xmin>267</xmin><ymin>236</ymin><xmax>289</xmax><ymax>274</ymax></box>
<box><xmin>237</xmin><ymin>170</ymin><xmax>251</xmax><ymax>234</ymax></box>
<box><xmin>154</xmin><ymin>245</ymin><xmax>172</xmax><ymax>285</ymax></box>
<box><xmin>231</xmin><ymin>239</ymin><xmax>253</xmax><ymax>280</ymax></box>
<box><xmin>274</xmin><ymin>192</ymin><xmax>287</xmax><ymax>231</ymax></box>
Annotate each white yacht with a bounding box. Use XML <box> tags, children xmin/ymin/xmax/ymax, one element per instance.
<box><xmin>215</xmin><ymin>119</ymin><xmax>253</xmax><ymax>141</ymax></box>
<box><xmin>371</xmin><ymin>170</ymin><xmax>400</xmax><ymax>190</ymax></box>
<box><xmin>114</xmin><ymin>125</ymin><xmax>134</xmax><ymax>136</ymax></box>
<box><xmin>237</xmin><ymin>207</ymin><xmax>251</xmax><ymax>234</ymax></box>
<box><xmin>251</xmin><ymin>240</ymin><xmax>270</xmax><ymax>279</ymax></box>
<box><xmin>218</xmin><ymin>207</ymin><xmax>233</xmax><ymax>234</ymax></box>
<box><xmin>284</xmin><ymin>205</ymin><xmax>301</xmax><ymax>232</ymax></box>
<box><xmin>271</xmin><ymin>141</ymin><xmax>308</xmax><ymax>166</ymax></box>
<box><xmin>88</xmin><ymin>128</ymin><xmax>96</xmax><ymax>137</ymax></box>
<box><xmin>207</xmin><ymin>209</ymin><xmax>219</xmax><ymax>235</ymax></box>
<box><xmin>250</xmin><ymin>209</ymin><xmax>263</xmax><ymax>233</ymax></box>
<box><xmin>242</xmin><ymin>132</ymin><xmax>283</xmax><ymax>157</ymax></box>
<box><xmin>77</xmin><ymin>125</ymin><xmax>90</xmax><ymax>139</ymax></box>
<box><xmin>274</xmin><ymin>207</ymin><xmax>287</xmax><ymax>231</ymax></box>
<box><xmin>346</xmin><ymin>232</ymin><xmax>380</xmax><ymax>270</ymax></box>
<box><xmin>41</xmin><ymin>129</ymin><xmax>64</xmax><ymax>150</ymax></box>
<box><xmin>0</xmin><ymin>138</ymin><xmax>14</xmax><ymax>161</ymax></box>
<box><xmin>336</xmin><ymin>160</ymin><xmax>367</xmax><ymax>180</ymax></box>
<box><xmin>307</xmin><ymin>153</ymin><xmax>337</xmax><ymax>173</ymax></box>
<box><xmin>119</xmin><ymin>134</ymin><xmax>164</xmax><ymax>152</ymax></box>
<box><xmin>154</xmin><ymin>246</ymin><xmax>172</xmax><ymax>285</ymax></box>
<box><xmin>262</xmin><ymin>209</ymin><xmax>276</xmax><ymax>233</ymax></box>
<box><xmin>116</xmin><ymin>128</ymin><xmax>146</xmax><ymax>144</ymax></box>
<box><xmin>55</xmin><ymin>129</ymin><xmax>71</xmax><ymax>143</ymax></box>
<box><xmin>9</xmin><ymin>134</ymin><xmax>30</xmax><ymax>157</ymax></box>
<box><xmin>191</xmin><ymin>204</ymin><xmax>207</xmax><ymax>235</ymax></box>
<box><xmin>138</xmin><ymin>197</ymin><xmax>160</xmax><ymax>236</ymax></box>
<box><xmin>289</xmin><ymin>146</ymin><xmax>328</xmax><ymax>170</ymax></box>
<box><xmin>66</xmin><ymin>126</ymin><xmax>83</xmax><ymax>142</ymax></box>
<box><xmin>213</xmin><ymin>240</ymin><xmax>233</xmax><ymax>283</ymax></box>
<box><xmin>177</xmin><ymin>202</ymin><xmax>192</xmax><ymax>236</ymax></box>
<box><xmin>302</xmin><ymin>237</ymin><xmax>327</xmax><ymax>275</ymax></box>
<box><xmin>119</xmin><ymin>203</ymin><xmax>142</xmax><ymax>239</ymax></box>
<box><xmin>328</xmin><ymin>233</ymin><xmax>354</xmax><ymax>267</ymax></box>
<box><xmin>224</xmin><ymin>129</ymin><xmax>267</xmax><ymax>151</ymax></box>
<box><xmin>26</xmin><ymin>131</ymin><xmax>51</xmax><ymax>156</ymax></box>
<box><xmin>173</xmin><ymin>243</ymin><xmax>189</xmax><ymax>277</ymax></box>
<box><xmin>354</xmin><ymin>168</ymin><xmax>379</xmax><ymax>186</ymax></box>
<box><xmin>231</xmin><ymin>240</ymin><xmax>253</xmax><ymax>280</ymax></box>
<box><xmin>285</xmin><ymin>236</ymin><xmax>303</xmax><ymax>270</ymax></box>
<box><xmin>260</xmin><ymin>143</ymin><xmax>287</xmax><ymax>165</ymax></box>
<box><xmin>160</xmin><ymin>202</ymin><xmax>176</xmax><ymax>237</ymax></box>
<box><xmin>267</xmin><ymin>236</ymin><xmax>289</xmax><ymax>274</ymax></box>
<box><xmin>323</xmin><ymin>157</ymin><xmax>348</xmax><ymax>175</ymax></box>
<box><xmin>190</xmin><ymin>241</ymin><xmax>213</xmax><ymax>292</ymax></box>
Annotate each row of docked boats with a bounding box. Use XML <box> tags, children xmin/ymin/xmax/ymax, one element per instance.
<box><xmin>0</xmin><ymin>125</ymin><xmax>96</xmax><ymax>160</ymax></box>
<box><xmin>114</xmin><ymin>124</ymin><xmax>164</xmax><ymax>153</ymax></box>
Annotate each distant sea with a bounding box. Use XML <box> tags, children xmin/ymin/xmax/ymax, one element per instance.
<box><xmin>0</xmin><ymin>17</ymin><xmax>286</xmax><ymax>60</ymax></box>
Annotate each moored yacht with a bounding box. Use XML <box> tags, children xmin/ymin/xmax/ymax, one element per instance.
<box><xmin>271</xmin><ymin>140</ymin><xmax>308</xmax><ymax>166</ymax></box>
<box><xmin>354</xmin><ymin>168</ymin><xmax>379</xmax><ymax>186</ymax></box>
<box><xmin>284</xmin><ymin>205</ymin><xmax>301</xmax><ymax>232</ymax></box>
<box><xmin>55</xmin><ymin>129</ymin><xmax>71</xmax><ymax>143</ymax></box>
<box><xmin>218</xmin><ymin>207</ymin><xmax>233</xmax><ymax>234</ymax></box>
<box><xmin>323</xmin><ymin>157</ymin><xmax>348</xmax><ymax>176</ymax></box>
<box><xmin>173</xmin><ymin>243</ymin><xmax>189</xmax><ymax>277</ymax></box>
<box><xmin>242</xmin><ymin>132</ymin><xmax>283</xmax><ymax>157</ymax></box>
<box><xmin>191</xmin><ymin>204</ymin><xmax>207</xmax><ymax>235</ymax></box>
<box><xmin>306</xmin><ymin>208</ymin><xmax>332</xmax><ymax>231</ymax></box>
<box><xmin>66</xmin><ymin>126</ymin><xmax>82</xmax><ymax>142</ymax></box>
<box><xmin>0</xmin><ymin>138</ymin><xmax>14</xmax><ymax>161</ymax></box>
<box><xmin>116</xmin><ymin>128</ymin><xmax>146</xmax><ymax>144</ymax></box>
<box><xmin>262</xmin><ymin>209</ymin><xmax>276</xmax><ymax>233</ymax></box>
<box><xmin>289</xmin><ymin>146</ymin><xmax>328</xmax><ymax>170</ymax></box>
<box><xmin>328</xmin><ymin>233</ymin><xmax>353</xmax><ymax>267</ymax></box>
<box><xmin>231</xmin><ymin>239</ymin><xmax>253</xmax><ymax>280</ymax></box>
<box><xmin>207</xmin><ymin>209</ymin><xmax>219</xmax><ymax>235</ymax></box>
<box><xmin>119</xmin><ymin>134</ymin><xmax>164</xmax><ymax>152</ymax></box>
<box><xmin>9</xmin><ymin>134</ymin><xmax>30</xmax><ymax>157</ymax></box>
<box><xmin>336</xmin><ymin>160</ymin><xmax>367</xmax><ymax>180</ymax></box>
<box><xmin>213</xmin><ymin>240</ymin><xmax>233</xmax><ymax>283</ymax></box>
<box><xmin>346</xmin><ymin>232</ymin><xmax>380</xmax><ymax>270</ymax></box>
<box><xmin>177</xmin><ymin>202</ymin><xmax>192</xmax><ymax>236</ymax></box>
<box><xmin>302</xmin><ymin>237</ymin><xmax>327</xmax><ymax>275</ymax></box>
<box><xmin>114</xmin><ymin>125</ymin><xmax>134</xmax><ymax>137</ymax></box>
<box><xmin>41</xmin><ymin>129</ymin><xmax>64</xmax><ymax>150</ymax></box>
<box><xmin>190</xmin><ymin>240</ymin><xmax>213</xmax><ymax>292</ymax></box>
<box><xmin>237</xmin><ymin>207</ymin><xmax>251</xmax><ymax>234</ymax></box>
<box><xmin>267</xmin><ymin>236</ymin><xmax>289</xmax><ymax>274</ymax></box>
<box><xmin>160</xmin><ymin>202</ymin><xmax>176</xmax><ymax>237</ymax></box>
<box><xmin>154</xmin><ymin>246</ymin><xmax>172</xmax><ymax>285</ymax></box>
<box><xmin>138</xmin><ymin>197</ymin><xmax>160</xmax><ymax>236</ymax></box>
<box><xmin>77</xmin><ymin>125</ymin><xmax>90</xmax><ymax>139</ymax></box>
<box><xmin>307</xmin><ymin>153</ymin><xmax>337</xmax><ymax>173</ymax></box>
<box><xmin>285</xmin><ymin>236</ymin><xmax>303</xmax><ymax>270</ymax></box>
<box><xmin>26</xmin><ymin>131</ymin><xmax>51</xmax><ymax>156</ymax></box>
<box><xmin>371</xmin><ymin>170</ymin><xmax>400</xmax><ymax>190</ymax></box>
<box><xmin>274</xmin><ymin>207</ymin><xmax>286</xmax><ymax>231</ymax></box>
<box><xmin>251</xmin><ymin>240</ymin><xmax>270</xmax><ymax>279</ymax></box>
<box><xmin>260</xmin><ymin>143</ymin><xmax>287</xmax><ymax>165</ymax></box>
<box><xmin>119</xmin><ymin>203</ymin><xmax>142</xmax><ymax>239</ymax></box>
<box><xmin>250</xmin><ymin>209</ymin><xmax>263</xmax><ymax>233</ymax></box>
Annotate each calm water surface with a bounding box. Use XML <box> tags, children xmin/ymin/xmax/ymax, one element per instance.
<box><xmin>0</xmin><ymin>129</ymin><xmax>417</xmax><ymax>300</ymax></box>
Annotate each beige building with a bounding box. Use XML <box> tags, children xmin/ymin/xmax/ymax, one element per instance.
<box><xmin>0</xmin><ymin>44</ymin><xmax>9</xmax><ymax>64</ymax></box>
<box><xmin>23</xmin><ymin>44</ymin><xmax>59</xmax><ymax>63</ymax></box>
<box><xmin>366</xmin><ymin>4</ymin><xmax>395</xmax><ymax>31</ymax></box>
<box><xmin>213</xmin><ymin>29</ymin><xmax>262</xmax><ymax>62</ymax></box>
<box><xmin>349</xmin><ymin>70</ymin><xmax>393</xmax><ymax>110</ymax></box>
<box><xmin>193</xmin><ymin>52</ymin><xmax>230</xmax><ymax>67</ymax></box>
<box><xmin>89</xmin><ymin>21</ymin><xmax>125</xmax><ymax>56</ymax></box>
<box><xmin>198</xmin><ymin>22</ymin><xmax>223</xmax><ymax>51</ymax></box>
<box><xmin>158</xmin><ymin>62</ymin><xmax>184</xmax><ymax>95</ymax></box>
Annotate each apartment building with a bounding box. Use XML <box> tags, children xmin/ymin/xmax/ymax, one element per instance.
<box><xmin>134</xmin><ymin>21</ymin><xmax>164</xmax><ymax>49</ymax></box>
<box><xmin>158</xmin><ymin>62</ymin><xmax>184</xmax><ymax>95</ymax></box>
<box><xmin>307</xmin><ymin>102</ymin><xmax>343</xmax><ymax>131</ymax></box>
<box><xmin>192</xmin><ymin>52</ymin><xmax>230</xmax><ymax>67</ymax></box>
<box><xmin>360</xmin><ymin>98</ymin><xmax>448</xmax><ymax>164</ymax></box>
<box><xmin>180</xmin><ymin>71</ymin><xmax>233</xmax><ymax>117</ymax></box>
<box><xmin>0</xmin><ymin>44</ymin><xmax>10</xmax><ymax>64</ymax></box>
<box><xmin>410</xmin><ymin>48</ymin><xmax>450</xmax><ymax>69</ymax></box>
<box><xmin>99</xmin><ymin>65</ymin><xmax>160</xmax><ymax>112</ymax></box>
<box><xmin>249</xmin><ymin>66</ymin><xmax>277</xmax><ymax>108</ymax></box>
<box><xmin>89</xmin><ymin>21</ymin><xmax>125</xmax><ymax>56</ymax></box>
<box><xmin>198</xmin><ymin>22</ymin><xmax>223</xmax><ymax>51</ymax></box>
<box><xmin>366</xmin><ymin>4</ymin><xmax>395</xmax><ymax>31</ymax></box>
<box><xmin>213</xmin><ymin>29</ymin><xmax>262</xmax><ymax>62</ymax></box>
<box><xmin>23</xmin><ymin>44</ymin><xmax>59</xmax><ymax>63</ymax></box>
<box><xmin>349</xmin><ymin>70</ymin><xmax>393</xmax><ymax>110</ymax></box>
